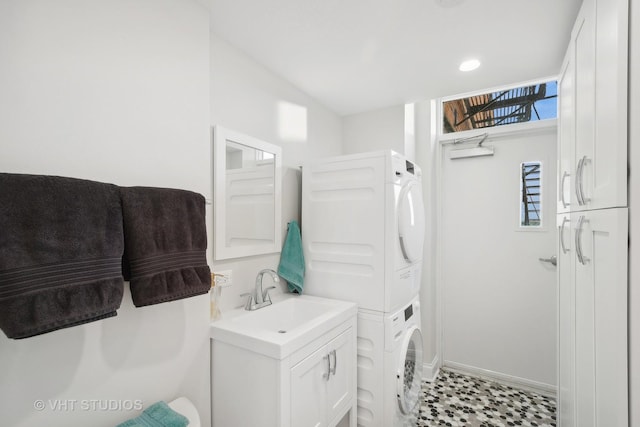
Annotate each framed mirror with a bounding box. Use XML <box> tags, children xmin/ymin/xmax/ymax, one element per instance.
<box><xmin>213</xmin><ymin>126</ymin><xmax>282</xmax><ymax>260</ymax></box>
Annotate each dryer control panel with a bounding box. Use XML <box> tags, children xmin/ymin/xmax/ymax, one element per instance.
<box><xmin>405</xmin><ymin>160</ymin><xmax>415</xmax><ymax>175</ymax></box>
<box><xmin>391</xmin><ymin>152</ymin><xmax>421</xmax><ymax>180</ymax></box>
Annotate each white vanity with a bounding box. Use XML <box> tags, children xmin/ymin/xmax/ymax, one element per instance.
<box><xmin>210</xmin><ymin>294</ymin><xmax>357</xmax><ymax>427</ymax></box>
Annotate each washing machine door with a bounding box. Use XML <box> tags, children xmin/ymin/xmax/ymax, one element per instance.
<box><xmin>396</xmin><ymin>325</ymin><xmax>424</xmax><ymax>415</ymax></box>
<box><xmin>397</xmin><ymin>180</ymin><xmax>425</xmax><ymax>263</ymax></box>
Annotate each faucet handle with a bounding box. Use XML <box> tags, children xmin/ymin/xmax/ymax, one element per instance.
<box><xmin>262</xmin><ymin>286</ymin><xmax>276</xmax><ymax>302</ymax></box>
<box><xmin>239</xmin><ymin>292</ymin><xmax>253</xmax><ymax>310</ymax></box>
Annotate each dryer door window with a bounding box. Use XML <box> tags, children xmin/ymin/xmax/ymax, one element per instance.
<box><xmin>398</xmin><ymin>181</ymin><xmax>425</xmax><ymax>263</ymax></box>
<box><xmin>397</xmin><ymin>326</ymin><xmax>424</xmax><ymax>415</ymax></box>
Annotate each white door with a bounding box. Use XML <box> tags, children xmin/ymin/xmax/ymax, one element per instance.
<box><xmin>573</xmin><ymin>0</ymin><xmax>596</xmax><ymax>211</ymax></box>
<box><xmin>572</xmin><ymin>0</ymin><xmax>628</xmax><ymax>211</ymax></box>
<box><xmin>573</xmin><ymin>208</ymin><xmax>628</xmax><ymax>427</ymax></box>
<box><xmin>325</xmin><ymin>328</ymin><xmax>353</xmax><ymax>424</ymax></box>
<box><xmin>291</xmin><ymin>345</ymin><xmax>329</xmax><ymax>427</ymax></box>
<box><xmin>397</xmin><ymin>326</ymin><xmax>423</xmax><ymax>415</ymax></box>
<box><xmin>397</xmin><ymin>180</ymin><xmax>425</xmax><ymax>264</ymax></box>
<box><xmin>441</xmin><ymin>127</ymin><xmax>557</xmax><ymax>387</ymax></box>
<box><xmin>558</xmin><ymin>47</ymin><xmax>574</xmax><ymax>214</ymax></box>
<box><xmin>557</xmin><ymin>213</ymin><xmax>575</xmax><ymax>427</ymax></box>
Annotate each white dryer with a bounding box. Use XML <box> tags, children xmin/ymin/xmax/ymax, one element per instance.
<box><xmin>302</xmin><ymin>150</ymin><xmax>425</xmax><ymax>313</ymax></box>
<box><xmin>357</xmin><ymin>296</ymin><xmax>423</xmax><ymax>427</ymax></box>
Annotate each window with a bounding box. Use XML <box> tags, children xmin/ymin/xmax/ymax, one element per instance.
<box><xmin>443</xmin><ymin>81</ymin><xmax>557</xmax><ymax>134</ymax></box>
<box><xmin>520</xmin><ymin>162</ymin><xmax>542</xmax><ymax>227</ymax></box>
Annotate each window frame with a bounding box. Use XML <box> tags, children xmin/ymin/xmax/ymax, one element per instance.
<box><xmin>438</xmin><ymin>76</ymin><xmax>558</xmax><ymax>142</ymax></box>
<box><xmin>519</xmin><ymin>161</ymin><xmax>543</xmax><ymax>229</ymax></box>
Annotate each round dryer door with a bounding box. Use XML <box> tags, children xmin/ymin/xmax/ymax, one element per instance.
<box><xmin>397</xmin><ymin>180</ymin><xmax>425</xmax><ymax>263</ymax></box>
<box><xmin>397</xmin><ymin>326</ymin><xmax>424</xmax><ymax>415</ymax></box>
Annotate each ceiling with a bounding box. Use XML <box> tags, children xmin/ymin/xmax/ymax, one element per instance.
<box><xmin>207</xmin><ymin>0</ymin><xmax>582</xmax><ymax>116</ymax></box>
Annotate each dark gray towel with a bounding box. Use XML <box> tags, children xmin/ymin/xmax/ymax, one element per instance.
<box><xmin>0</xmin><ymin>173</ymin><xmax>125</xmax><ymax>339</ymax></box>
<box><xmin>120</xmin><ymin>187</ymin><xmax>210</xmax><ymax>307</ymax></box>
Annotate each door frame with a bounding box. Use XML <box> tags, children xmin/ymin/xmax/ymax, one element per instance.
<box><xmin>434</xmin><ymin>96</ymin><xmax>558</xmax><ymax>393</ymax></box>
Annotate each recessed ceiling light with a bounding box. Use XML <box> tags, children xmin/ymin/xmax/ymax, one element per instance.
<box><xmin>459</xmin><ymin>59</ymin><xmax>481</xmax><ymax>72</ymax></box>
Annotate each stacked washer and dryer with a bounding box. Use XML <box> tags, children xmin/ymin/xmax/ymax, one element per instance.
<box><xmin>302</xmin><ymin>150</ymin><xmax>425</xmax><ymax>427</ymax></box>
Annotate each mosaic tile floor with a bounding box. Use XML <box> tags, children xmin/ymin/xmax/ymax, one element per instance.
<box><xmin>416</xmin><ymin>368</ymin><xmax>557</xmax><ymax>427</ymax></box>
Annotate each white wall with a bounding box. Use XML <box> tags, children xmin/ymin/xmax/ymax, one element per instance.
<box><xmin>0</xmin><ymin>1</ymin><xmax>211</xmax><ymax>427</ymax></box>
<box><xmin>628</xmin><ymin>1</ymin><xmax>639</xmax><ymax>424</ymax></box>
<box><xmin>414</xmin><ymin>101</ymin><xmax>439</xmax><ymax>378</ymax></box>
<box><xmin>0</xmin><ymin>3</ymin><xmax>344</xmax><ymax>426</ymax></box>
<box><xmin>342</xmin><ymin>105</ymin><xmax>404</xmax><ymax>155</ymax></box>
<box><xmin>208</xmin><ymin>33</ymin><xmax>343</xmax><ymax>313</ymax></box>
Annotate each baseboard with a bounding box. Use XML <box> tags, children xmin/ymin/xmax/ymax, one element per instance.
<box><xmin>443</xmin><ymin>361</ymin><xmax>557</xmax><ymax>398</ymax></box>
<box><xmin>422</xmin><ymin>354</ymin><xmax>440</xmax><ymax>382</ymax></box>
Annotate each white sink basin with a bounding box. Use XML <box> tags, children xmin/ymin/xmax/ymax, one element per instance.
<box><xmin>210</xmin><ymin>294</ymin><xmax>357</xmax><ymax>359</ymax></box>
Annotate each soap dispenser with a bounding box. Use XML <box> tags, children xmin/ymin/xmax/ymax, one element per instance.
<box><xmin>210</xmin><ymin>273</ymin><xmax>222</xmax><ymax>321</ymax></box>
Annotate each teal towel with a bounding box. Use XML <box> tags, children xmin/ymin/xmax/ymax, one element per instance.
<box><xmin>278</xmin><ymin>220</ymin><xmax>305</xmax><ymax>294</ymax></box>
<box><xmin>116</xmin><ymin>401</ymin><xmax>189</xmax><ymax>427</ymax></box>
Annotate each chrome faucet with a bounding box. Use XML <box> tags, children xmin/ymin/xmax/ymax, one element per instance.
<box><xmin>242</xmin><ymin>269</ymin><xmax>279</xmax><ymax>311</ymax></box>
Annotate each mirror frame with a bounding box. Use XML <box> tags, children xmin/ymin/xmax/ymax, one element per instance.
<box><xmin>213</xmin><ymin>125</ymin><xmax>282</xmax><ymax>260</ymax></box>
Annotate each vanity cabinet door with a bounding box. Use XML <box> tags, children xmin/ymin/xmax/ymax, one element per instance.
<box><xmin>291</xmin><ymin>344</ymin><xmax>329</xmax><ymax>427</ymax></box>
<box><xmin>326</xmin><ymin>328</ymin><xmax>354</xmax><ymax>424</ymax></box>
<box><xmin>290</xmin><ymin>327</ymin><xmax>354</xmax><ymax>427</ymax></box>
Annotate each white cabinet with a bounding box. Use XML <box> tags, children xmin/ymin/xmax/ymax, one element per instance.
<box><xmin>290</xmin><ymin>344</ymin><xmax>327</xmax><ymax>427</ymax></box>
<box><xmin>291</xmin><ymin>328</ymin><xmax>354</xmax><ymax>427</ymax></box>
<box><xmin>558</xmin><ymin>209</ymin><xmax>628</xmax><ymax>427</ymax></box>
<box><xmin>557</xmin><ymin>0</ymin><xmax>629</xmax><ymax>425</ymax></box>
<box><xmin>591</xmin><ymin>0</ymin><xmax>628</xmax><ymax>209</ymax></box>
<box><xmin>556</xmin><ymin>213</ymin><xmax>574</xmax><ymax>427</ymax></box>
<box><xmin>558</xmin><ymin>0</ymin><xmax>628</xmax><ymax>212</ymax></box>
<box><xmin>572</xmin><ymin>0</ymin><xmax>596</xmax><ymax>210</ymax></box>
<box><xmin>557</xmin><ymin>51</ymin><xmax>574</xmax><ymax>213</ymax></box>
<box><xmin>211</xmin><ymin>315</ymin><xmax>357</xmax><ymax>427</ymax></box>
<box><xmin>572</xmin><ymin>209</ymin><xmax>628</xmax><ymax>427</ymax></box>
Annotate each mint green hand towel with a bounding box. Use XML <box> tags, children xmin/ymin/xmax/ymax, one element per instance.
<box><xmin>278</xmin><ymin>220</ymin><xmax>305</xmax><ymax>293</ymax></box>
<box><xmin>116</xmin><ymin>401</ymin><xmax>188</xmax><ymax>427</ymax></box>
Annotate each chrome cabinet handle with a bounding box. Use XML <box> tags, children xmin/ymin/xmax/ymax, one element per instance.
<box><xmin>322</xmin><ymin>354</ymin><xmax>331</xmax><ymax>381</ymax></box>
<box><xmin>329</xmin><ymin>350</ymin><xmax>337</xmax><ymax>376</ymax></box>
<box><xmin>576</xmin><ymin>157</ymin><xmax>585</xmax><ymax>206</ymax></box>
<box><xmin>575</xmin><ymin>215</ymin><xmax>584</xmax><ymax>264</ymax></box>
<box><xmin>561</xmin><ymin>171</ymin><xmax>570</xmax><ymax>208</ymax></box>
<box><xmin>581</xmin><ymin>156</ymin><xmax>591</xmax><ymax>204</ymax></box>
<box><xmin>575</xmin><ymin>215</ymin><xmax>589</xmax><ymax>265</ymax></box>
<box><xmin>560</xmin><ymin>217</ymin><xmax>570</xmax><ymax>254</ymax></box>
<box><xmin>576</xmin><ymin>156</ymin><xmax>591</xmax><ymax>206</ymax></box>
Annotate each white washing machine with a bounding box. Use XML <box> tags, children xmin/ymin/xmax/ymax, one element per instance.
<box><xmin>357</xmin><ymin>296</ymin><xmax>423</xmax><ymax>427</ymax></box>
<box><xmin>302</xmin><ymin>150</ymin><xmax>425</xmax><ymax>313</ymax></box>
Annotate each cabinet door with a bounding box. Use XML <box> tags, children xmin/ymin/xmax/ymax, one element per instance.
<box><xmin>291</xmin><ymin>344</ymin><xmax>329</xmax><ymax>427</ymax></box>
<box><xmin>326</xmin><ymin>328</ymin><xmax>354</xmax><ymax>425</ymax></box>
<box><xmin>557</xmin><ymin>47</ymin><xmax>574</xmax><ymax>214</ymax></box>
<box><xmin>573</xmin><ymin>0</ymin><xmax>628</xmax><ymax>210</ymax></box>
<box><xmin>573</xmin><ymin>208</ymin><xmax>628</xmax><ymax>427</ymax></box>
<box><xmin>573</xmin><ymin>0</ymin><xmax>596</xmax><ymax>210</ymax></box>
<box><xmin>557</xmin><ymin>213</ymin><xmax>575</xmax><ymax>427</ymax></box>
<box><xmin>591</xmin><ymin>0</ymin><xmax>628</xmax><ymax>209</ymax></box>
